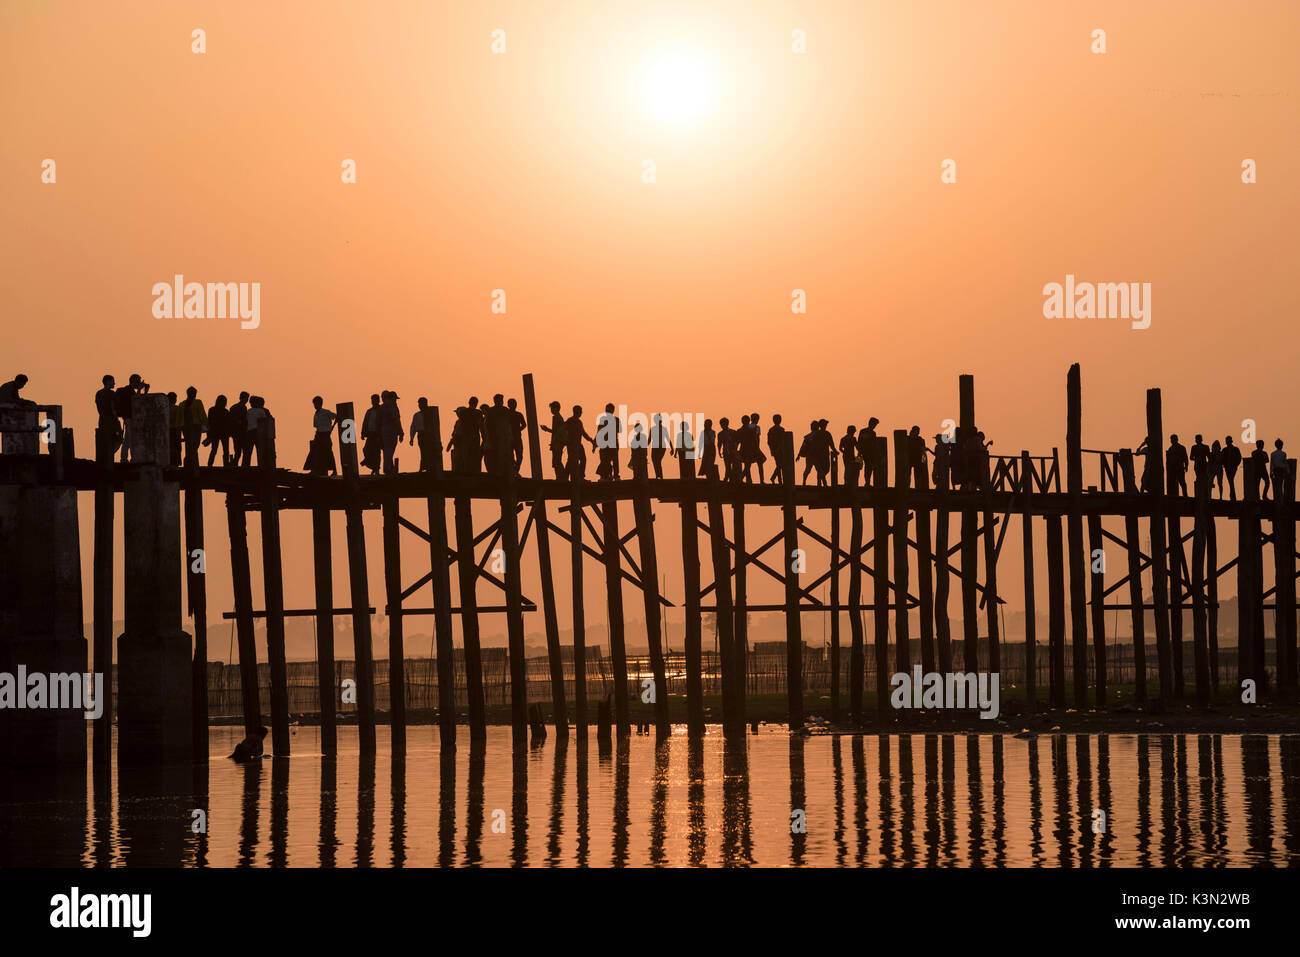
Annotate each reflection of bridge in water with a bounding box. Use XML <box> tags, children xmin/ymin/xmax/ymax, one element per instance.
<box><xmin>1</xmin><ymin>364</ymin><xmax>1296</xmax><ymax>782</ymax></box>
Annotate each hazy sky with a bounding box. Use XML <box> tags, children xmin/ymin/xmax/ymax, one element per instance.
<box><xmin>2</xmin><ymin>1</ymin><xmax>1296</xmax><ymax>649</ymax></box>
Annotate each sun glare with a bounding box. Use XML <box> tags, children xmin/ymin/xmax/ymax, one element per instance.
<box><xmin>642</xmin><ymin>52</ymin><xmax>717</xmax><ymax>125</ymax></box>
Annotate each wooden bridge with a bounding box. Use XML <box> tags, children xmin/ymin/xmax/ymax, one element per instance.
<box><xmin>1</xmin><ymin>363</ymin><xmax>1296</xmax><ymax>772</ymax></box>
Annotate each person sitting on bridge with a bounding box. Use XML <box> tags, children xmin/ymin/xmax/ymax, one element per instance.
<box><xmin>1221</xmin><ymin>436</ymin><xmax>1242</xmax><ymax>500</ymax></box>
<box><xmin>0</xmin><ymin>373</ymin><xmax>33</xmax><ymax>407</ymax></box>
<box><xmin>1166</xmin><ymin>434</ymin><xmax>1189</xmax><ymax>496</ymax></box>
<box><xmin>305</xmin><ymin>396</ymin><xmax>337</xmax><ymax>476</ymax></box>
<box><xmin>1250</xmin><ymin>439</ymin><xmax>1270</xmax><ymax>501</ymax></box>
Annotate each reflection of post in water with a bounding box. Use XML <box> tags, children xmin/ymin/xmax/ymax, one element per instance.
<box><xmin>991</xmin><ymin>737</ymin><xmax>1005</xmax><ymax>867</ymax></box>
<box><xmin>897</xmin><ymin>735</ymin><xmax>915</xmax><ymax>867</ymax></box>
<box><xmin>465</xmin><ymin>741</ymin><xmax>485</xmax><ymax>867</ymax></box>
<box><xmin>965</xmin><ymin>735</ymin><xmax>982</xmax><ymax>868</ymax></box>
<box><xmin>320</xmin><ymin>756</ymin><xmax>338</xmax><ymax>868</ymax></box>
<box><xmin>877</xmin><ymin>734</ymin><xmax>894</xmax><ymax>865</ymax></box>
<box><xmin>851</xmin><ymin>735</ymin><xmax>868</xmax><ymax>865</ymax></box>
<box><xmin>721</xmin><ymin>734</ymin><xmax>753</xmax><ymax>866</ymax></box>
<box><xmin>788</xmin><ymin>734</ymin><xmax>806</xmax><ymax>867</ymax></box>
<box><xmin>119</xmin><ymin>766</ymin><xmax>189</xmax><ymax>867</ymax></box>
<box><xmin>356</xmin><ymin>750</ymin><xmax>375</xmax><ymax>867</ymax></box>
<box><xmin>649</xmin><ymin>740</ymin><xmax>670</xmax><ymax>866</ymax></box>
<box><xmin>940</xmin><ymin>735</ymin><xmax>956</xmax><ymax>866</ymax></box>
<box><xmin>612</xmin><ymin>735</ymin><xmax>630</xmax><ymax>867</ymax></box>
<box><xmin>1074</xmin><ymin>736</ymin><xmax>1093</xmax><ymax>867</ymax></box>
<box><xmin>191</xmin><ymin>761</ymin><xmax>209</xmax><ymax>867</ymax></box>
<box><xmin>0</xmin><ymin>766</ymin><xmax>87</xmax><ymax>867</ymax></box>
<box><xmin>270</xmin><ymin>755</ymin><xmax>289</xmax><ymax>868</ymax></box>
<box><xmin>1211</xmin><ymin>736</ymin><xmax>1227</xmax><ymax>864</ymax></box>
<box><xmin>1096</xmin><ymin>736</ymin><xmax>1113</xmax><ymax>865</ymax></box>
<box><xmin>1280</xmin><ymin>736</ymin><xmax>1299</xmax><ymax>865</ymax></box>
<box><xmin>832</xmin><ymin>736</ymin><xmax>847</xmax><ymax>866</ymax></box>
<box><xmin>238</xmin><ymin>763</ymin><xmax>261</xmax><ymax>868</ymax></box>
<box><xmin>1027</xmin><ymin>736</ymin><xmax>1044</xmax><ymax>867</ymax></box>
<box><xmin>1050</xmin><ymin>735</ymin><xmax>1070</xmax><ymax>867</ymax></box>
<box><xmin>547</xmin><ymin>736</ymin><xmax>567</xmax><ymax>867</ymax></box>
<box><xmin>1136</xmin><ymin>735</ymin><xmax>1152</xmax><ymax>867</ymax></box>
<box><xmin>1174</xmin><ymin>735</ymin><xmax>1192</xmax><ymax>856</ymax></box>
<box><xmin>511</xmin><ymin>746</ymin><xmax>528</xmax><ymax>867</ymax></box>
<box><xmin>575</xmin><ymin>736</ymin><xmax>590</xmax><ymax>868</ymax></box>
<box><xmin>1242</xmin><ymin>735</ymin><xmax>1273</xmax><ymax>865</ymax></box>
<box><xmin>1158</xmin><ymin>737</ymin><xmax>1176</xmax><ymax>866</ymax></box>
<box><xmin>1196</xmin><ymin>735</ymin><xmax>1215</xmax><ymax>863</ymax></box>
<box><xmin>391</xmin><ymin>745</ymin><xmax>407</xmax><ymax>868</ymax></box>
<box><xmin>92</xmin><ymin>762</ymin><xmax>113</xmax><ymax>867</ymax></box>
<box><xmin>687</xmin><ymin>736</ymin><xmax>705</xmax><ymax>867</ymax></box>
<box><xmin>923</xmin><ymin>735</ymin><xmax>939</xmax><ymax>867</ymax></box>
<box><xmin>438</xmin><ymin>748</ymin><xmax>456</xmax><ymax>867</ymax></box>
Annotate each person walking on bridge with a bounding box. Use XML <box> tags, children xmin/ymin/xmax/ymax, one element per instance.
<box><xmin>305</xmin><ymin>396</ymin><xmax>337</xmax><ymax>476</ymax></box>
<box><xmin>1166</xmin><ymin>435</ymin><xmax>1189</xmax><ymax>497</ymax></box>
<box><xmin>1221</xmin><ymin>435</ymin><xmax>1242</xmax><ymax>500</ymax></box>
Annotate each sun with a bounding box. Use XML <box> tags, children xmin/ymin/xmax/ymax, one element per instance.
<box><xmin>642</xmin><ymin>52</ymin><xmax>717</xmax><ymax>125</ymax></box>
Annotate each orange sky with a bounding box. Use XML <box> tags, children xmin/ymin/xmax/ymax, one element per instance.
<box><xmin>2</xmin><ymin>0</ymin><xmax>1297</xmax><ymax>648</ymax></box>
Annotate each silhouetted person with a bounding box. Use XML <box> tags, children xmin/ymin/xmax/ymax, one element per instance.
<box><xmin>95</xmin><ymin>374</ymin><xmax>121</xmax><ymax>459</ymax></box>
<box><xmin>179</xmin><ymin>386</ymin><xmax>206</xmax><ymax>467</ymax></box>
<box><xmin>230</xmin><ymin>391</ymin><xmax>252</xmax><ymax>466</ymax></box>
<box><xmin>857</xmin><ymin>417</ymin><xmax>880</xmax><ymax>486</ymax></box>
<box><xmin>698</xmin><ymin>418</ymin><xmax>717</xmax><ymax>478</ymax></box>
<box><xmin>718</xmin><ymin>417</ymin><xmax>739</xmax><ymax>483</ymax></box>
<box><xmin>737</xmin><ymin>415</ymin><xmax>759</xmax><ymax>483</ymax></box>
<box><xmin>166</xmin><ymin>391</ymin><xmax>181</xmax><ymax>466</ymax></box>
<box><xmin>0</xmin><ymin>373</ymin><xmax>31</xmax><ymax>407</ymax></box>
<box><xmin>1189</xmin><ymin>434</ymin><xmax>1210</xmax><ymax>484</ymax></box>
<box><xmin>507</xmin><ymin>398</ymin><xmax>526</xmax><ymax>474</ymax></box>
<box><xmin>650</xmin><ymin>413</ymin><xmax>674</xmax><ymax>479</ymax></box>
<box><xmin>1166</xmin><ymin>434</ymin><xmax>1188</xmax><ymax>497</ymax></box>
<box><xmin>1209</xmin><ymin>439</ymin><xmax>1223</xmax><ymax>498</ymax></box>
<box><xmin>380</xmin><ymin>390</ymin><xmax>404</xmax><ymax>474</ymax></box>
<box><xmin>767</xmin><ymin>414</ymin><xmax>786</xmax><ymax>484</ymax></box>
<box><xmin>628</xmin><ymin>421</ymin><xmax>649</xmax><ymax>476</ymax></box>
<box><xmin>360</xmin><ymin>393</ymin><xmax>382</xmax><ymax>474</ymax></box>
<box><xmin>1221</xmin><ymin>435</ymin><xmax>1242</xmax><ymax>500</ymax></box>
<box><xmin>409</xmin><ymin>397</ymin><xmax>433</xmax><ymax>472</ymax></box>
<box><xmin>482</xmin><ymin>394</ymin><xmax>511</xmax><ymax>475</ymax></box>
<box><xmin>814</xmin><ymin>419</ymin><xmax>836</xmax><ymax>487</ymax></box>
<box><xmin>797</xmin><ymin>421</ymin><xmax>818</xmax><ymax>485</ymax></box>
<box><xmin>205</xmin><ymin>394</ymin><xmax>230</xmax><ymax>466</ymax></box>
<box><xmin>229</xmin><ymin>726</ymin><xmax>269</xmax><ymax>762</ymax></box>
<box><xmin>677</xmin><ymin>420</ymin><xmax>696</xmax><ymax>476</ymax></box>
<box><xmin>839</xmin><ymin>425</ymin><xmax>859</xmax><ymax>485</ymax></box>
<box><xmin>932</xmin><ymin>433</ymin><xmax>951</xmax><ymax>488</ymax></box>
<box><xmin>1270</xmin><ymin>438</ymin><xmax>1288</xmax><ymax>499</ymax></box>
<box><xmin>1251</xmin><ymin>439</ymin><xmax>1269</xmax><ymax>500</ymax></box>
<box><xmin>448</xmin><ymin>397</ymin><xmax>483</xmax><ymax>474</ymax></box>
<box><xmin>908</xmin><ymin>425</ymin><xmax>928</xmax><ymax>488</ymax></box>
<box><xmin>305</xmin><ymin>396</ymin><xmax>337</xmax><ymax>476</ymax></box>
<box><xmin>595</xmin><ymin>403</ymin><xmax>622</xmax><ymax>481</ymax></box>
<box><xmin>245</xmin><ymin>395</ymin><xmax>272</xmax><ymax>467</ymax></box>
<box><xmin>540</xmin><ymin>400</ymin><xmax>566</xmax><ymax>478</ymax></box>
<box><xmin>748</xmin><ymin>412</ymin><xmax>767</xmax><ymax>483</ymax></box>
<box><xmin>1135</xmin><ymin>435</ymin><xmax>1153</xmax><ymax>493</ymax></box>
<box><xmin>564</xmin><ymin>405</ymin><xmax>595</xmax><ymax>480</ymax></box>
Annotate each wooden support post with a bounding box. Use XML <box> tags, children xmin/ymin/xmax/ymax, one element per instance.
<box><xmin>226</xmin><ymin>494</ymin><xmax>262</xmax><ymax>736</ymax></box>
<box><xmin>93</xmin><ymin>447</ymin><xmax>114</xmax><ymax>771</ymax></box>
<box><xmin>1020</xmin><ymin>451</ymin><xmax>1037</xmax><ymax>712</ymax></box>
<box><xmin>1238</xmin><ymin>459</ymin><xmax>1257</xmax><ymax>690</ymax></box>
<box><xmin>570</xmin><ymin>470</ymin><xmax>588</xmax><ymax>736</ymax></box>
<box><xmin>1046</xmin><ymin>514</ymin><xmax>1066</xmax><ymax>708</ymax></box>
<box><xmin>1274</xmin><ymin>461</ymin><xmax>1297</xmax><ymax>689</ymax></box>
<box><xmin>1087</xmin><ymin>506</ymin><xmax>1107</xmax><ymax>706</ymax></box>
<box><xmin>453</xmin><ymin>495</ymin><xmax>487</xmax><ymax>739</ymax></box>
<box><xmin>522</xmin><ymin>376</ymin><xmax>568</xmax><ymax>736</ymax></box>
<box><xmin>830</xmin><ymin>458</ymin><xmax>842</xmax><ymax>724</ymax></box>
<box><xmin>1146</xmin><ymin>389</ymin><xmax>1174</xmax><ymax>703</ymax></box>
<box><xmin>382</xmin><ymin>496</ymin><xmax>406</xmax><ymax>745</ymax></box>
<box><xmin>677</xmin><ymin>428</ymin><xmax>704</xmax><ymax>735</ymax></box>
<box><xmin>781</xmin><ymin>432</ymin><xmax>804</xmax><ymax>728</ymax></box>
<box><xmin>493</xmin><ymin>416</ymin><xmax>528</xmax><ymax>748</ymax></box>
<box><xmin>706</xmin><ymin>477</ymin><xmax>736</xmax><ymax>730</ymax></box>
<box><xmin>1119</xmin><ymin>451</ymin><xmax>1147</xmax><ymax>703</ymax></box>
<box><xmin>959</xmin><ymin>375</ymin><xmax>979</xmax><ymax>674</ymax></box>
<box><xmin>1206</xmin><ymin>509</ymin><xmax>1219</xmax><ymax>694</ymax></box>
<box><xmin>914</xmin><ymin>441</ymin><xmax>935</xmax><ymax>677</ymax></box>
<box><xmin>185</xmin><ymin>474</ymin><xmax>208</xmax><ymax>761</ymax></box>
<box><xmin>1066</xmin><ymin>364</ymin><xmax>1088</xmax><ymax>709</ymax></box>
<box><xmin>731</xmin><ymin>499</ymin><xmax>748</xmax><ymax>731</ymax></box>
<box><xmin>424</xmin><ymin>408</ymin><xmax>456</xmax><ymax>748</ymax></box>
<box><xmin>337</xmin><ymin>402</ymin><xmax>376</xmax><ymax>750</ymax></box>
<box><xmin>600</xmin><ymin>498</ymin><xmax>630</xmax><ymax>735</ymax></box>
<box><xmin>631</xmin><ymin>458</ymin><xmax>670</xmax><ymax>737</ymax></box>
<box><xmin>311</xmin><ymin>506</ymin><xmax>336</xmax><ymax>755</ymax></box>
<box><xmin>848</xmin><ymin>454</ymin><xmax>865</xmax><ymax>726</ymax></box>
<box><xmin>1191</xmin><ymin>471</ymin><xmax>1211</xmax><ymax>706</ymax></box>
<box><xmin>872</xmin><ymin>435</ymin><xmax>890</xmax><ymax>714</ymax></box>
<box><xmin>1168</xmin><ymin>486</ymin><xmax>1186</xmax><ymax>698</ymax></box>
<box><xmin>981</xmin><ymin>446</ymin><xmax>1001</xmax><ymax>676</ymax></box>
<box><xmin>892</xmin><ymin>431</ymin><xmax>911</xmax><ymax>679</ymax></box>
<box><xmin>257</xmin><ymin>422</ymin><xmax>289</xmax><ymax>755</ymax></box>
<box><xmin>934</xmin><ymin>442</ymin><xmax>953</xmax><ymax>676</ymax></box>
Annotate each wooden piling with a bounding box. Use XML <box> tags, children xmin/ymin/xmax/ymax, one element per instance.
<box><xmin>1146</xmin><ymin>389</ymin><xmax>1174</xmax><ymax>702</ymax></box>
<box><xmin>934</xmin><ymin>441</ymin><xmax>953</xmax><ymax>676</ymax></box>
<box><xmin>382</xmin><ymin>495</ymin><xmax>406</xmax><ymax>745</ymax></box>
<box><xmin>981</xmin><ymin>443</ymin><xmax>1001</xmax><ymax>676</ymax></box>
<box><xmin>1191</xmin><ymin>472</ymin><xmax>1211</xmax><ymax>706</ymax></box>
<box><xmin>706</xmin><ymin>475</ymin><xmax>737</xmax><ymax>729</ymax></box>
<box><xmin>1066</xmin><ymin>364</ymin><xmax>1088</xmax><ymax>708</ymax></box>
<box><xmin>452</xmin><ymin>495</ymin><xmax>487</xmax><ymax>739</ymax></box>
<box><xmin>1119</xmin><ymin>451</ymin><xmax>1147</xmax><ymax>703</ymax></box>
<box><xmin>184</xmin><ymin>472</ymin><xmax>208</xmax><ymax>760</ymax></box>
<box><xmin>256</xmin><ymin>421</ymin><xmax>290</xmax><ymax>755</ymax></box>
<box><xmin>1020</xmin><ymin>451</ymin><xmax>1037</xmax><ymax>711</ymax></box>
<box><xmin>830</xmin><ymin>458</ymin><xmax>842</xmax><ymax>723</ymax></box>
<box><xmin>424</xmin><ymin>408</ymin><xmax>456</xmax><ymax>749</ymax></box>
<box><xmin>600</xmin><ymin>498</ymin><xmax>630</xmax><ymax>735</ymax></box>
<box><xmin>311</xmin><ymin>506</ymin><xmax>336</xmax><ymax>755</ymax></box>
<box><xmin>631</xmin><ymin>459</ymin><xmax>670</xmax><ymax>737</ymax></box>
<box><xmin>914</xmin><ymin>441</ymin><xmax>935</xmax><ymax>676</ymax></box>
<box><xmin>92</xmin><ymin>443</ymin><xmax>114</xmax><ymax>770</ymax></box>
<box><xmin>872</xmin><ymin>435</ymin><xmax>890</xmax><ymax>714</ymax></box>
<box><xmin>336</xmin><ymin>402</ymin><xmax>376</xmax><ymax>750</ymax></box>
<box><xmin>892</xmin><ymin>431</ymin><xmax>911</xmax><ymax>678</ymax></box>
<box><xmin>848</xmin><ymin>455</ymin><xmax>865</xmax><ymax>726</ymax></box>
<box><xmin>1045</xmin><ymin>514</ymin><xmax>1066</xmax><ymax>708</ymax></box>
<box><xmin>1086</xmin><ymin>506</ymin><xmax>1107</xmax><ymax>706</ymax></box>
<box><xmin>959</xmin><ymin>374</ymin><xmax>980</xmax><ymax>674</ymax></box>
<box><xmin>1168</xmin><ymin>489</ymin><xmax>1186</xmax><ymax>699</ymax></box>
<box><xmin>225</xmin><ymin>494</ymin><xmax>262</xmax><ymax>736</ymax></box>
<box><xmin>570</xmin><ymin>470</ymin><xmax>588</xmax><ymax>735</ymax></box>
<box><xmin>1274</xmin><ymin>461</ymin><xmax>1297</xmax><ymax>689</ymax></box>
<box><xmin>522</xmin><ymin>376</ymin><xmax>568</xmax><ymax>735</ymax></box>
<box><xmin>1206</xmin><ymin>508</ymin><xmax>1219</xmax><ymax>694</ymax></box>
<box><xmin>780</xmin><ymin>432</ymin><xmax>804</xmax><ymax>728</ymax></box>
<box><xmin>732</xmin><ymin>499</ymin><xmax>748</xmax><ymax>731</ymax></box>
<box><xmin>677</xmin><ymin>430</ymin><xmax>704</xmax><ymax>735</ymax></box>
<box><xmin>493</xmin><ymin>415</ymin><xmax>528</xmax><ymax>748</ymax></box>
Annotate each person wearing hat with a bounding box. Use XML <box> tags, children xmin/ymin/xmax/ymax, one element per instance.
<box><xmin>380</xmin><ymin>390</ymin><xmax>404</xmax><ymax>474</ymax></box>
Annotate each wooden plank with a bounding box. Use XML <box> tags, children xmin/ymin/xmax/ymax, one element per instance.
<box><xmin>311</xmin><ymin>505</ymin><xmax>336</xmax><ymax>755</ymax></box>
<box><xmin>337</xmin><ymin>402</ymin><xmax>376</xmax><ymax>750</ymax></box>
<box><xmin>522</xmin><ymin>375</ymin><xmax>568</xmax><ymax>735</ymax></box>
